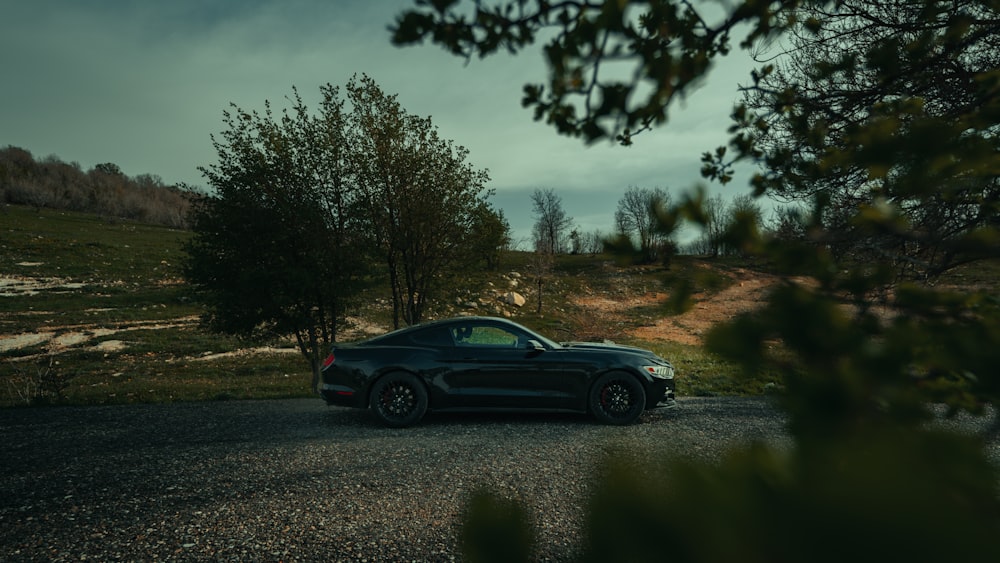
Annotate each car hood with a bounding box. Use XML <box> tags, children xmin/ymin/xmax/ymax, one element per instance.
<box><xmin>560</xmin><ymin>341</ymin><xmax>662</xmax><ymax>359</ymax></box>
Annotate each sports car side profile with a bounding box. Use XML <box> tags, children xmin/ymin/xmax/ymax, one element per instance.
<box><xmin>320</xmin><ymin>316</ymin><xmax>675</xmax><ymax>427</ymax></box>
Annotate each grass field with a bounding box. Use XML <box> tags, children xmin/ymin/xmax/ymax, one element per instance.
<box><xmin>1</xmin><ymin>204</ymin><xmax>756</xmax><ymax>407</ymax></box>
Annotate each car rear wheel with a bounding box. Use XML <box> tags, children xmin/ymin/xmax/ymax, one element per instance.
<box><xmin>589</xmin><ymin>372</ymin><xmax>645</xmax><ymax>425</ymax></box>
<box><xmin>369</xmin><ymin>373</ymin><xmax>428</xmax><ymax>428</ymax></box>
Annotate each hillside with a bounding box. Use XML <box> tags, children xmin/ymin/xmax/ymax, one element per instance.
<box><xmin>0</xmin><ymin>204</ymin><xmax>845</xmax><ymax>407</ymax></box>
<box><xmin>0</xmin><ymin>145</ymin><xmax>193</xmax><ymax>229</ymax></box>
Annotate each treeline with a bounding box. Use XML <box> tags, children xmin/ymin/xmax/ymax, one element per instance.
<box><xmin>0</xmin><ymin>145</ymin><xmax>192</xmax><ymax>229</ymax></box>
<box><xmin>530</xmin><ymin>185</ymin><xmax>795</xmax><ymax>264</ymax></box>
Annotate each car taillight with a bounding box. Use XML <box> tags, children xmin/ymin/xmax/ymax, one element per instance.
<box><xmin>322</xmin><ymin>352</ymin><xmax>335</xmax><ymax>369</ymax></box>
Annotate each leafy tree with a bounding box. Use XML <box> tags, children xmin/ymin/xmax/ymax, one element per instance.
<box><xmin>730</xmin><ymin>0</ymin><xmax>1000</xmax><ymax>281</ymax></box>
<box><xmin>392</xmin><ymin>0</ymin><xmax>797</xmax><ymax>144</ymax></box>
<box><xmin>468</xmin><ymin>202</ymin><xmax>512</xmax><ymax>270</ymax></box>
<box><xmin>94</xmin><ymin>162</ymin><xmax>123</xmax><ymax>176</ymax></box>
<box><xmin>185</xmin><ymin>85</ymin><xmax>367</xmax><ymax>391</ymax></box>
<box><xmin>393</xmin><ymin>1</ymin><xmax>1000</xmax><ymax>561</ymax></box>
<box><xmin>188</xmin><ymin>75</ymin><xmax>500</xmax><ymax>381</ymax></box>
<box><xmin>345</xmin><ymin>75</ymin><xmax>493</xmax><ymax>328</ymax></box>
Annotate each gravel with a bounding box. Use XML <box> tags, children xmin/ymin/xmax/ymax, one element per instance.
<box><xmin>0</xmin><ymin>397</ymin><xmax>792</xmax><ymax>561</ymax></box>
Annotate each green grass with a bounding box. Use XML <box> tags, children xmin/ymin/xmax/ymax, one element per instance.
<box><xmin>1</xmin><ymin>208</ymin><xmax>187</xmax><ymax>281</ymax></box>
<box><xmin>56</xmin><ymin>351</ymin><xmax>308</xmax><ymax>405</ymax></box>
<box><xmin>1</xmin><ymin>204</ymin><xmax>764</xmax><ymax>407</ymax></box>
<box><xmin>5</xmin><ymin>329</ymin><xmax>312</xmax><ymax>407</ymax></box>
<box><xmin>1</xmin><ymin>206</ymin><xmax>314</xmax><ymax>406</ymax></box>
<box><xmin>638</xmin><ymin>340</ymin><xmax>777</xmax><ymax>397</ymax></box>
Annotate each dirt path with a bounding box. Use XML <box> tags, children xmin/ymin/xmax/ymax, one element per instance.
<box><xmin>576</xmin><ymin>268</ymin><xmax>780</xmax><ymax>346</ymax></box>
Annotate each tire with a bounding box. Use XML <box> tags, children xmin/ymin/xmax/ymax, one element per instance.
<box><xmin>369</xmin><ymin>372</ymin><xmax>428</xmax><ymax>428</ymax></box>
<box><xmin>589</xmin><ymin>372</ymin><xmax>646</xmax><ymax>425</ymax></box>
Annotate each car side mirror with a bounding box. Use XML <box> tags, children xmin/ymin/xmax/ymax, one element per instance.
<box><xmin>525</xmin><ymin>339</ymin><xmax>545</xmax><ymax>352</ymax></box>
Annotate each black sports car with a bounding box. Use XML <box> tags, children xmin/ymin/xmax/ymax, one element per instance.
<box><xmin>320</xmin><ymin>316</ymin><xmax>676</xmax><ymax>427</ymax></box>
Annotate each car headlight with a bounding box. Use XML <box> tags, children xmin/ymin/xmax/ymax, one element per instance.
<box><xmin>642</xmin><ymin>364</ymin><xmax>674</xmax><ymax>379</ymax></box>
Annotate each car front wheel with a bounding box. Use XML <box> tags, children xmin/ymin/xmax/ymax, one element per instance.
<box><xmin>589</xmin><ymin>372</ymin><xmax>646</xmax><ymax>425</ymax></box>
<box><xmin>369</xmin><ymin>372</ymin><xmax>428</xmax><ymax>428</ymax></box>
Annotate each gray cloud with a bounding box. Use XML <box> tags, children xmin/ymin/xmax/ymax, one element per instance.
<box><xmin>1</xmin><ymin>0</ymin><xmax>758</xmax><ymax>242</ymax></box>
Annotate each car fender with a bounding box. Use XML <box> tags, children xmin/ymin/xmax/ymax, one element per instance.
<box><xmin>588</xmin><ymin>359</ymin><xmax>659</xmax><ymax>385</ymax></box>
<box><xmin>592</xmin><ymin>366</ymin><xmax>669</xmax><ymax>411</ymax></box>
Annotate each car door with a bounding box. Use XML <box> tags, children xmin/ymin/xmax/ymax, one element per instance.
<box><xmin>442</xmin><ymin>322</ymin><xmax>586</xmax><ymax>410</ymax></box>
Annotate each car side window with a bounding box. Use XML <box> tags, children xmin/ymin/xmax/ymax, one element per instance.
<box><xmin>410</xmin><ymin>327</ymin><xmax>454</xmax><ymax>347</ymax></box>
<box><xmin>451</xmin><ymin>325</ymin><xmax>520</xmax><ymax>348</ymax></box>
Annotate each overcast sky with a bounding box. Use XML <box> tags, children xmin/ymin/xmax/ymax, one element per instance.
<box><xmin>1</xmin><ymin>0</ymin><xmax>759</xmax><ymax>245</ymax></box>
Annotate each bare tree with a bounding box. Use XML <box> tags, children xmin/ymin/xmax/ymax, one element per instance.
<box><xmin>690</xmin><ymin>194</ymin><xmax>765</xmax><ymax>257</ymax></box>
<box><xmin>584</xmin><ymin>229</ymin><xmax>605</xmax><ymax>255</ymax></box>
<box><xmin>700</xmin><ymin>194</ymin><xmax>728</xmax><ymax>257</ymax></box>
<box><xmin>614</xmin><ymin>185</ymin><xmax>671</xmax><ymax>262</ymax></box>
<box><xmin>530</xmin><ymin>188</ymin><xmax>572</xmax><ymax>254</ymax></box>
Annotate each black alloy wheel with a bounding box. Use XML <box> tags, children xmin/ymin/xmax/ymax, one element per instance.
<box><xmin>589</xmin><ymin>372</ymin><xmax>646</xmax><ymax>425</ymax></box>
<box><xmin>369</xmin><ymin>372</ymin><xmax>428</xmax><ymax>428</ymax></box>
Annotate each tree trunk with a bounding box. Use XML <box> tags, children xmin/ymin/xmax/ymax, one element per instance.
<box><xmin>536</xmin><ymin>277</ymin><xmax>544</xmax><ymax>314</ymax></box>
<box><xmin>294</xmin><ymin>328</ymin><xmax>323</xmax><ymax>394</ymax></box>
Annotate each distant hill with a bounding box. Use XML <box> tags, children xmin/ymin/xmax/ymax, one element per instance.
<box><xmin>0</xmin><ymin>145</ymin><xmax>194</xmax><ymax>229</ymax></box>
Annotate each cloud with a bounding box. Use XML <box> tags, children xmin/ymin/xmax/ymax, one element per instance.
<box><xmin>1</xmin><ymin>0</ymin><xmax>759</xmax><ymax>240</ymax></box>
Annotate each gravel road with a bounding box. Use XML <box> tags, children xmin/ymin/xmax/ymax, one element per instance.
<box><xmin>0</xmin><ymin>398</ymin><xmax>789</xmax><ymax>561</ymax></box>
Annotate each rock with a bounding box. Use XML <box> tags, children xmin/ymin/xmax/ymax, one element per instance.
<box><xmin>502</xmin><ymin>292</ymin><xmax>526</xmax><ymax>308</ymax></box>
